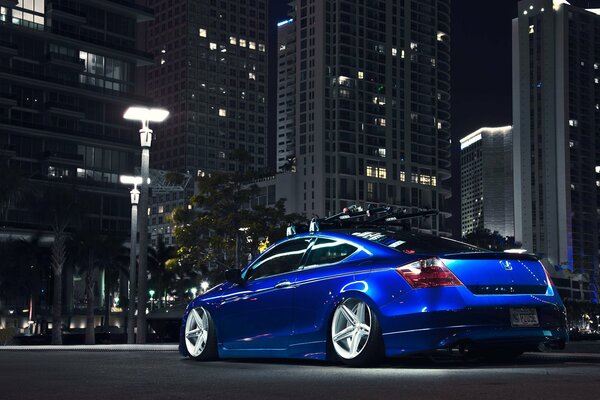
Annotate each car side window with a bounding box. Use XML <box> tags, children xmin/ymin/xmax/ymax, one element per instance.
<box><xmin>245</xmin><ymin>238</ymin><xmax>311</xmax><ymax>281</ymax></box>
<box><xmin>304</xmin><ymin>238</ymin><xmax>358</xmax><ymax>268</ymax></box>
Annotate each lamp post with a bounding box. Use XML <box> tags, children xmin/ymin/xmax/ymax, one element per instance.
<box><xmin>124</xmin><ymin>106</ymin><xmax>169</xmax><ymax>344</ymax></box>
<box><xmin>120</xmin><ymin>175</ymin><xmax>142</xmax><ymax>344</ymax></box>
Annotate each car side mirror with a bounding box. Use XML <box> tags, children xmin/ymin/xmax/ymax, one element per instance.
<box><xmin>224</xmin><ymin>269</ymin><xmax>244</xmax><ymax>285</ymax></box>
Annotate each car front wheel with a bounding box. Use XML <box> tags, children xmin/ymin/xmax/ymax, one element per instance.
<box><xmin>330</xmin><ymin>298</ymin><xmax>383</xmax><ymax>366</ymax></box>
<box><xmin>184</xmin><ymin>306</ymin><xmax>218</xmax><ymax>360</ymax></box>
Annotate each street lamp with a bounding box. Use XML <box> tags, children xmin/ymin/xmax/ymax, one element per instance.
<box><xmin>120</xmin><ymin>174</ymin><xmax>142</xmax><ymax>344</ymax></box>
<box><xmin>124</xmin><ymin>106</ymin><xmax>169</xmax><ymax>344</ymax></box>
<box><xmin>201</xmin><ymin>281</ymin><xmax>209</xmax><ymax>293</ymax></box>
<box><xmin>190</xmin><ymin>287</ymin><xmax>198</xmax><ymax>299</ymax></box>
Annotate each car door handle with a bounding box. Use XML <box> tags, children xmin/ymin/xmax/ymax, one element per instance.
<box><xmin>274</xmin><ymin>280</ymin><xmax>292</xmax><ymax>288</ymax></box>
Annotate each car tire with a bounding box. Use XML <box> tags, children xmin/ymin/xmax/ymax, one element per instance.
<box><xmin>330</xmin><ymin>298</ymin><xmax>383</xmax><ymax>367</ymax></box>
<box><xmin>184</xmin><ymin>306</ymin><xmax>218</xmax><ymax>361</ymax></box>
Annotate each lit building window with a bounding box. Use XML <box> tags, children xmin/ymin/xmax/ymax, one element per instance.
<box><xmin>209</xmin><ymin>42</ymin><xmax>217</xmax><ymax>50</ymax></box>
<box><xmin>410</xmin><ymin>42</ymin><xmax>418</xmax><ymax>50</ymax></box>
<box><xmin>248</xmin><ymin>72</ymin><xmax>256</xmax><ymax>80</ymax></box>
<box><xmin>377</xmin><ymin>148</ymin><xmax>386</xmax><ymax>157</ymax></box>
<box><xmin>229</xmin><ymin>36</ymin><xmax>237</xmax><ymax>45</ymax></box>
<box><xmin>401</xmin><ymin>50</ymin><xmax>405</xmax><ymax>58</ymax></box>
<box><xmin>375</xmin><ymin>118</ymin><xmax>386</xmax><ymax>127</ymax></box>
<box><xmin>259</xmin><ymin>43</ymin><xmax>266</xmax><ymax>52</ymax></box>
<box><xmin>595</xmin><ymin>78</ymin><xmax>599</xmax><ymax>84</ymax></box>
<box><xmin>437</xmin><ymin>122</ymin><xmax>443</xmax><ymax>129</ymax></box>
<box><xmin>279</xmin><ymin>44</ymin><xmax>286</xmax><ymax>51</ymax></box>
<box><xmin>399</xmin><ymin>171</ymin><xmax>406</xmax><ymax>182</ymax></box>
<box><xmin>431</xmin><ymin>58</ymin><xmax>436</xmax><ymax>66</ymax></box>
<box><xmin>372</xmin><ymin>96</ymin><xmax>385</xmax><ymax>105</ymax></box>
<box><xmin>219</xmin><ymin>108</ymin><xmax>227</xmax><ymax>117</ymax></box>
<box><xmin>158</xmin><ymin>206</ymin><xmax>164</xmax><ymax>214</ymax></box>
<box><xmin>239</xmin><ymin>39</ymin><xmax>247</xmax><ymax>47</ymax></box>
<box><xmin>357</xmin><ymin>71</ymin><xmax>364</xmax><ymax>80</ymax></box>
<box><xmin>595</xmin><ymin>166</ymin><xmax>600</xmax><ymax>173</ymax></box>
<box><xmin>337</xmin><ymin>76</ymin><xmax>351</xmax><ymax>86</ymax></box>
<box><xmin>10</xmin><ymin>0</ymin><xmax>45</xmax><ymax>27</ymax></box>
<box><xmin>437</xmin><ymin>32</ymin><xmax>446</xmax><ymax>41</ymax></box>
<box><xmin>391</xmin><ymin>48</ymin><xmax>397</xmax><ymax>56</ymax></box>
<box><xmin>366</xmin><ymin>165</ymin><xmax>387</xmax><ymax>179</ymax></box>
<box><xmin>249</xmin><ymin>41</ymin><xmax>256</xmax><ymax>50</ymax></box>
<box><xmin>160</xmin><ymin>58</ymin><xmax>166</xmax><ymax>65</ymax></box>
<box><xmin>569</xmin><ymin>119</ymin><xmax>578</xmax><ymax>127</ymax></box>
<box><xmin>529</xmin><ymin>25</ymin><xmax>535</xmax><ymax>34</ymax></box>
<box><xmin>595</xmin><ymin>63</ymin><xmax>599</xmax><ymax>70</ymax></box>
<box><xmin>199</xmin><ymin>28</ymin><xmax>207</xmax><ymax>37</ymax></box>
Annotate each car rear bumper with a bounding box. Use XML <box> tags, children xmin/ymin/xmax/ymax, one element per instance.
<box><xmin>380</xmin><ymin>305</ymin><xmax>568</xmax><ymax>357</ymax></box>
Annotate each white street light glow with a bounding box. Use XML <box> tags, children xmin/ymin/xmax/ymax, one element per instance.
<box><xmin>119</xmin><ymin>175</ymin><xmax>143</xmax><ymax>185</ymax></box>
<box><xmin>123</xmin><ymin>107</ymin><xmax>170</xmax><ymax>123</ymax></box>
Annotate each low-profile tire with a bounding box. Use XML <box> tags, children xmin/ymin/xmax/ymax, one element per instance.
<box><xmin>184</xmin><ymin>306</ymin><xmax>218</xmax><ymax>361</ymax></box>
<box><xmin>330</xmin><ymin>298</ymin><xmax>383</xmax><ymax>367</ymax></box>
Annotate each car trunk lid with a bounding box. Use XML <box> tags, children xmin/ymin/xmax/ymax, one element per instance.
<box><xmin>439</xmin><ymin>252</ymin><xmax>551</xmax><ymax>295</ymax></box>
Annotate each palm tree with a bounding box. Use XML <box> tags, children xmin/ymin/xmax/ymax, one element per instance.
<box><xmin>32</xmin><ymin>185</ymin><xmax>80</xmax><ymax>345</ymax></box>
<box><xmin>148</xmin><ymin>238</ymin><xmax>177</xmax><ymax>308</ymax></box>
<box><xmin>72</xmin><ymin>224</ymin><xmax>128</xmax><ymax>345</ymax></box>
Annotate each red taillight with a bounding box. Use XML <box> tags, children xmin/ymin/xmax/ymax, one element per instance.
<box><xmin>395</xmin><ymin>257</ymin><xmax>463</xmax><ymax>288</ymax></box>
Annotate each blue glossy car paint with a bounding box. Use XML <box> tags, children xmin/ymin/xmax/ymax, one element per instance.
<box><xmin>180</xmin><ymin>230</ymin><xmax>568</xmax><ymax>360</ymax></box>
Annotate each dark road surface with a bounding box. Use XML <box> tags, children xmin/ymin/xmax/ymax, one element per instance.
<box><xmin>1</xmin><ymin>350</ymin><xmax>599</xmax><ymax>400</ymax></box>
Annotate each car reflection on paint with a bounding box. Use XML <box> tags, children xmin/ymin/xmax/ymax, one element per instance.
<box><xmin>180</xmin><ymin>229</ymin><xmax>567</xmax><ymax>366</ymax></box>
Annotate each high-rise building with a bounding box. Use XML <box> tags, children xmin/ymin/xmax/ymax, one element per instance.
<box><xmin>276</xmin><ymin>17</ymin><xmax>296</xmax><ymax>172</ymax></box>
<box><xmin>513</xmin><ymin>0</ymin><xmax>600</xmax><ymax>300</ymax></box>
<box><xmin>460</xmin><ymin>126</ymin><xmax>514</xmax><ymax>238</ymax></box>
<box><xmin>0</xmin><ymin>1</ymin><xmax>153</xmax><ymax>235</ymax></box>
<box><xmin>279</xmin><ymin>0</ymin><xmax>452</xmax><ymax>235</ymax></box>
<box><xmin>0</xmin><ymin>1</ymin><xmax>154</xmax><ymax>312</ymax></box>
<box><xmin>145</xmin><ymin>0</ymin><xmax>269</xmax><ymax>175</ymax></box>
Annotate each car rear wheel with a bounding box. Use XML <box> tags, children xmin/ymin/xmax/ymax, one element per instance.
<box><xmin>184</xmin><ymin>307</ymin><xmax>218</xmax><ymax>361</ymax></box>
<box><xmin>330</xmin><ymin>298</ymin><xmax>383</xmax><ymax>366</ymax></box>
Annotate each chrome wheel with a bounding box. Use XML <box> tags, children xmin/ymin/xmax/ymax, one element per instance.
<box><xmin>185</xmin><ymin>307</ymin><xmax>209</xmax><ymax>357</ymax></box>
<box><xmin>331</xmin><ymin>299</ymin><xmax>372</xmax><ymax>360</ymax></box>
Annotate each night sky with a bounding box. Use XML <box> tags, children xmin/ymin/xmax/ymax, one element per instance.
<box><xmin>268</xmin><ymin>0</ymin><xmax>600</xmax><ymax>236</ymax></box>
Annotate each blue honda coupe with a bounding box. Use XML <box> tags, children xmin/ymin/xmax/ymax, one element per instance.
<box><xmin>179</xmin><ymin>210</ymin><xmax>567</xmax><ymax>366</ymax></box>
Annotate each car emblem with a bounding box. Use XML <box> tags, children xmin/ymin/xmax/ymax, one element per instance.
<box><xmin>500</xmin><ymin>260</ymin><xmax>513</xmax><ymax>271</ymax></box>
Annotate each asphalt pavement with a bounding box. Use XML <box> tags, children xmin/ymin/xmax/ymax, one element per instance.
<box><xmin>1</xmin><ymin>347</ymin><xmax>600</xmax><ymax>400</ymax></box>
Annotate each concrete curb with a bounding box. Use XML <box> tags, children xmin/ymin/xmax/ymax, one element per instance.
<box><xmin>0</xmin><ymin>344</ymin><xmax>178</xmax><ymax>351</ymax></box>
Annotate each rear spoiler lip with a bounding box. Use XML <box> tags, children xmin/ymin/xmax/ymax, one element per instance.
<box><xmin>438</xmin><ymin>251</ymin><xmax>539</xmax><ymax>261</ymax></box>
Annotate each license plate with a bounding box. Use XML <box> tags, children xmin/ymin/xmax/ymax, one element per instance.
<box><xmin>510</xmin><ymin>308</ymin><xmax>539</xmax><ymax>327</ymax></box>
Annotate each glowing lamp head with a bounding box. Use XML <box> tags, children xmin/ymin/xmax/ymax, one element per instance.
<box><xmin>123</xmin><ymin>107</ymin><xmax>169</xmax><ymax>123</ymax></box>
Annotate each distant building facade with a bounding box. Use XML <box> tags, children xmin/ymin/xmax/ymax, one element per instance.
<box><xmin>513</xmin><ymin>0</ymin><xmax>600</xmax><ymax>300</ymax></box>
<box><xmin>460</xmin><ymin>126</ymin><xmax>514</xmax><ymax>238</ymax></box>
<box><xmin>278</xmin><ymin>0</ymin><xmax>452</xmax><ymax>235</ymax></box>
<box><xmin>0</xmin><ymin>1</ymin><xmax>154</xmax><ymax>312</ymax></box>
<box><xmin>144</xmin><ymin>0</ymin><xmax>269</xmax><ymax>175</ymax></box>
<box><xmin>276</xmin><ymin>18</ymin><xmax>296</xmax><ymax>172</ymax></box>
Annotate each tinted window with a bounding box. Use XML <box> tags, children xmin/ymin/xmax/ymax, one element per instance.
<box><xmin>304</xmin><ymin>238</ymin><xmax>358</xmax><ymax>267</ymax></box>
<box><xmin>245</xmin><ymin>238</ymin><xmax>311</xmax><ymax>280</ymax></box>
<box><xmin>350</xmin><ymin>231</ymin><xmax>485</xmax><ymax>254</ymax></box>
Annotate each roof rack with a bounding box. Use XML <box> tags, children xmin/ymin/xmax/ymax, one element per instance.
<box><xmin>286</xmin><ymin>205</ymin><xmax>439</xmax><ymax>237</ymax></box>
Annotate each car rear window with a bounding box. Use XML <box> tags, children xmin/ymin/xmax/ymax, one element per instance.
<box><xmin>350</xmin><ymin>231</ymin><xmax>486</xmax><ymax>254</ymax></box>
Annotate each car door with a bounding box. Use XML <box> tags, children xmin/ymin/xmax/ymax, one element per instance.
<box><xmin>290</xmin><ymin>236</ymin><xmax>365</xmax><ymax>351</ymax></box>
<box><xmin>217</xmin><ymin>237</ymin><xmax>313</xmax><ymax>352</ymax></box>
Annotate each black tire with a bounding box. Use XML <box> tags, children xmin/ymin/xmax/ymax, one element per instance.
<box><xmin>184</xmin><ymin>307</ymin><xmax>218</xmax><ymax>361</ymax></box>
<box><xmin>329</xmin><ymin>298</ymin><xmax>384</xmax><ymax>367</ymax></box>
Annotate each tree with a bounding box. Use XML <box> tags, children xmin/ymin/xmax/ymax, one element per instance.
<box><xmin>148</xmin><ymin>237</ymin><xmax>177</xmax><ymax>308</ymax></box>
<box><xmin>461</xmin><ymin>228</ymin><xmax>517</xmax><ymax>251</ymax></box>
<box><xmin>72</xmin><ymin>225</ymin><xmax>127</xmax><ymax>345</ymax></box>
<box><xmin>171</xmin><ymin>171</ymin><xmax>304</xmax><ymax>286</ymax></box>
<box><xmin>30</xmin><ymin>185</ymin><xmax>80</xmax><ymax>345</ymax></box>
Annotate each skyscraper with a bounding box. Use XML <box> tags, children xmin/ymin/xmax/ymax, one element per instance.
<box><xmin>513</xmin><ymin>0</ymin><xmax>600</xmax><ymax>300</ymax></box>
<box><xmin>280</xmin><ymin>0</ymin><xmax>452</xmax><ymax>235</ymax></box>
<box><xmin>145</xmin><ymin>0</ymin><xmax>269</xmax><ymax>174</ymax></box>
<box><xmin>460</xmin><ymin>126</ymin><xmax>514</xmax><ymax>238</ymax></box>
<box><xmin>0</xmin><ymin>1</ymin><xmax>153</xmax><ymax>235</ymax></box>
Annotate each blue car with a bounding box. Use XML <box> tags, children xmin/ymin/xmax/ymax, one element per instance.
<box><xmin>180</xmin><ymin>210</ymin><xmax>567</xmax><ymax>366</ymax></box>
